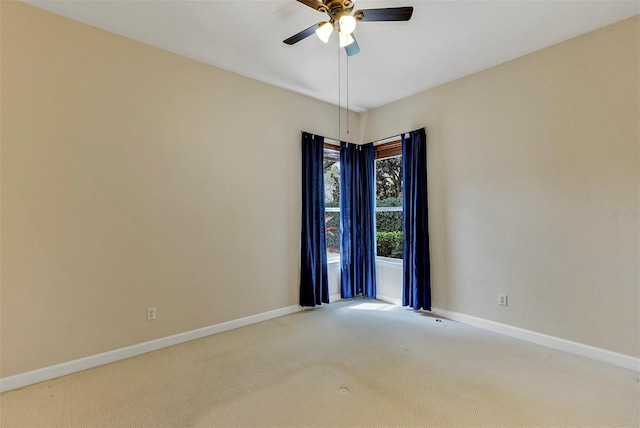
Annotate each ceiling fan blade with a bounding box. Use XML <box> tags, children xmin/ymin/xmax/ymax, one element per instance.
<box><xmin>354</xmin><ymin>7</ymin><xmax>414</xmax><ymax>22</ymax></box>
<box><xmin>283</xmin><ymin>22</ymin><xmax>325</xmax><ymax>45</ymax></box>
<box><xmin>295</xmin><ymin>0</ymin><xmax>329</xmax><ymax>13</ymax></box>
<box><xmin>345</xmin><ymin>35</ymin><xmax>360</xmax><ymax>56</ymax></box>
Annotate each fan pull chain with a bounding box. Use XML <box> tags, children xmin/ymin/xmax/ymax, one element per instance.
<box><xmin>346</xmin><ymin>53</ymin><xmax>350</xmax><ymax>135</ymax></box>
<box><xmin>338</xmin><ymin>41</ymin><xmax>341</xmax><ymax>141</ymax></box>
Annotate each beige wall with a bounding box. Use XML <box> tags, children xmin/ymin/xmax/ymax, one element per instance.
<box><xmin>0</xmin><ymin>1</ymin><xmax>358</xmax><ymax>377</ymax></box>
<box><xmin>363</xmin><ymin>16</ymin><xmax>639</xmax><ymax>357</ymax></box>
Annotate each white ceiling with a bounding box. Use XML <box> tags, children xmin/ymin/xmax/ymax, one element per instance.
<box><xmin>23</xmin><ymin>0</ymin><xmax>639</xmax><ymax>112</ymax></box>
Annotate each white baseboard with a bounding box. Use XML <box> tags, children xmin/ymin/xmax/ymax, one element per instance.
<box><xmin>329</xmin><ymin>293</ymin><xmax>342</xmax><ymax>303</ymax></box>
<box><xmin>4</xmin><ymin>303</ymin><xmax>635</xmax><ymax>393</ymax></box>
<box><xmin>431</xmin><ymin>307</ymin><xmax>639</xmax><ymax>372</ymax></box>
<box><xmin>0</xmin><ymin>304</ymin><xmax>301</xmax><ymax>393</ymax></box>
<box><xmin>376</xmin><ymin>294</ymin><xmax>402</xmax><ymax>306</ymax></box>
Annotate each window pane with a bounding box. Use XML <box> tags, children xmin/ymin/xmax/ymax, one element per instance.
<box><xmin>324</xmin><ymin>159</ymin><xmax>340</xmax><ymax>208</ymax></box>
<box><xmin>375</xmin><ymin>156</ymin><xmax>403</xmax><ymax>259</ymax></box>
<box><xmin>324</xmin><ymin>157</ymin><xmax>340</xmax><ymax>259</ymax></box>
<box><xmin>376</xmin><ymin>156</ymin><xmax>402</xmax><ymax>201</ymax></box>
<box><xmin>376</xmin><ymin>211</ymin><xmax>403</xmax><ymax>258</ymax></box>
<box><xmin>325</xmin><ymin>213</ymin><xmax>340</xmax><ymax>257</ymax></box>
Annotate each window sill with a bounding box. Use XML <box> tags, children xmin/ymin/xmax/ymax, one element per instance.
<box><xmin>326</xmin><ymin>257</ymin><xmax>402</xmax><ymax>266</ymax></box>
<box><xmin>376</xmin><ymin>257</ymin><xmax>403</xmax><ymax>267</ymax></box>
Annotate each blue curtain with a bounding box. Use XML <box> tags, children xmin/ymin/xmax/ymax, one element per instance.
<box><xmin>402</xmin><ymin>129</ymin><xmax>431</xmax><ymax>310</ymax></box>
<box><xmin>300</xmin><ymin>132</ymin><xmax>329</xmax><ymax>307</ymax></box>
<box><xmin>340</xmin><ymin>142</ymin><xmax>376</xmax><ymax>299</ymax></box>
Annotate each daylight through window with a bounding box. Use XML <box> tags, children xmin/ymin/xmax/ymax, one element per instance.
<box><xmin>375</xmin><ymin>142</ymin><xmax>403</xmax><ymax>260</ymax></box>
<box><xmin>323</xmin><ymin>144</ymin><xmax>340</xmax><ymax>261</ymax></box>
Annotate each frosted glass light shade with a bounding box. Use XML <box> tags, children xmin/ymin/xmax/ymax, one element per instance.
<box><xmin>339</xmin><ymin>31</ymin><xmax>355</xmax><ymax>47</ymax></box>
<box><xmin>339</xmin><ymin>15</ymin><xmax>356</xmax><ymax>34</ymax></box>
<box><xmin>315</xmin><ymin>22</ymin><xmax>334</xmax><ymax>43</ymax></box>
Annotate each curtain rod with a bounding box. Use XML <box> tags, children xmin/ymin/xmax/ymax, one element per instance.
<box><xmin>369</xmin><ymin>127</ymin><xmax>428</xmax><ymax>146</ymax></box>
<box><xmin>300</xmin><ymin>132</ymin><xmax>342</xmax><ymax>146</ymax></box>
<box><xmin>301</xmin><ymin>127</ymin><xmax>427</xmax><ymax>146</ymax></box>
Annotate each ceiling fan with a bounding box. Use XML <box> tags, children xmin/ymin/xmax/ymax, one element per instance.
<box><xmin>283</xmin><ymin>0</ymin><xmax>413</xmax><ymax>56</ymax></box>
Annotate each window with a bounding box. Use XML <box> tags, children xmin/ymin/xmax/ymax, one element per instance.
<box><xmin>375</xmin><ymin>140</ymin><xmax>403</xmax><ymax>260</ymax></box>
<box><xmin>323</xmin><ymin>144</ymin><xmax>340</xmax><ymax>261</ymax></box>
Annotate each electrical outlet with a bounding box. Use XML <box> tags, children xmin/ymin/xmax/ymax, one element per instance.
<box><xmin>147</xmin><ymin>307</ymin><xmax>156</xmax><ymax>320</ymax></box>
<box><xmin>498</xmin><ymin>294</ymin><xmax>508</xmax><ymax>306</ymax></box>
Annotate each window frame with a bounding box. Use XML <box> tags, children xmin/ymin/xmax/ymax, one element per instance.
<box><xmin>374</xmin><ymin>139</ymin><xmax>404</xmax><ymax>263</ymax></box>
<box><xmin>323</xmin><ymin>143</ymin><xmax>341</xmax><ymax>263</ymax></box>
<box><xmin>374</xmin><ymin>139</ymin><xmax>402</xmax><ymax>159</ymax></box>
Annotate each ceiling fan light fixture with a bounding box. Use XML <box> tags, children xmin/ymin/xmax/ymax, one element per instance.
<box><xmin>339</xmin><ymin>15</ymin><xmax>356</xmax><ymax>34</ymax></box>
<box><xmin>339</xmin><ymin>31</ymin><xmax>355</xmax><ymax>47</ymax></box>
<box><xmin>284</xmin><ymin>3</ymin><xmax>414</xmax><ymax>56</ymax></box>
<box><xmin>315</xmin><ymin>21</ymin><xmax>334</xmax><ymax>43</ymax></box>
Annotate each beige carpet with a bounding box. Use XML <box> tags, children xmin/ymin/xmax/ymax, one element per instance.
<box><xmin>1</xmin><ymin>298</ymin><xmax>638</xmax><ymax>427</ymax></box>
